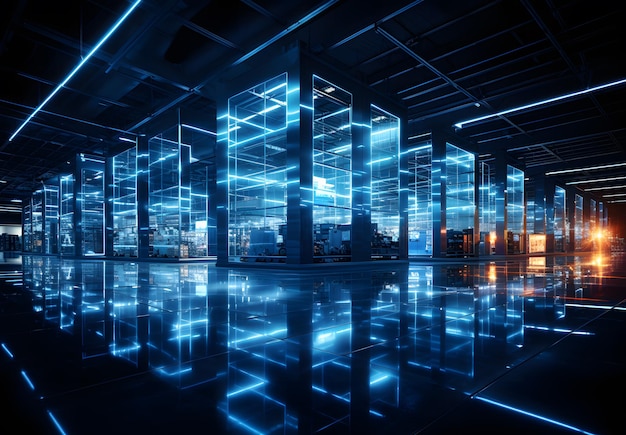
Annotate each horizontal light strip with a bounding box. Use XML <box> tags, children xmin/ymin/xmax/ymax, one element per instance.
<box><xmin>584</xmin><ymin>184</ymin><xmax>626</xmax><ymax>192</ymax></box>
<box><xmin>454</xmin><ymin>78</ymin><xmax>626</xmax><ymax>129</ymax></box>
<box><xmin>602</xmin><ymin>193</ymin><xmax>626</xmax><ymax>198</ymax></box>
<box><xmin>8</xmin><ymin>0</ymin><xmax>142</xmax><ymax>141</ymax></box>
<box><xmin>566</xmin><ymin>175</ymin><xmax>626</xmax><ymax>185</ymax></box>
<box><xmin>545</xmin><ymin>162</ymin><xmax>626</xmax><ymax>175</ymax></box>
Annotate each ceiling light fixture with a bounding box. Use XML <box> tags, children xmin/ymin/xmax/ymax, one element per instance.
<box><xmin>8</xmin><ymin>0</ymin><xmax>142</xmax><ymax>142</ymax></box>
<box><xmin>454</xmin><ymin>78</ymin><xmax>626</xmax><ymax>129</ymax></box>
<box><xmin>566</xmin><ymin>175</ymin><xmax>626</xmax><ymax>185</ymax></box>
<box><xmin>545</xmin><ymin>162</ymin><xmax>626</xmax><ymax>175</ymax></box>
<box><xmin>584</xmin><ymin>184</ymin><xmax>626</xmax><ymax>192</ymax></box>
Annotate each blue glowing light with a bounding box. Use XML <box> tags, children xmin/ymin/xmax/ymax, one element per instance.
<box><xmin>1</xmin><ymin>342</ymin><xmax>14</xmax><ymax>359</ymax></box>
<box><xmin>474</xmin><ymin>396</ymin><xmax>596</xmax><ymax>434</ymax></box>
<box><xmin>9</xmin><ymin>0</ymin><xmax>143</xmax><ymax>141</ymax></box>
<box><xmin>455</xmin><ymin>78</ymin><xmax>626</xmax><ymax>129</ymax></box>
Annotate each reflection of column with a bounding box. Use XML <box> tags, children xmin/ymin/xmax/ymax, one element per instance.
<box><xmin>284</xmin><ymin>275</ymin><xmax>314</xmax><ymax>432</ymax></box>
<box><xmin>136</xmin><ymin>263</ymin><xmax>150</xmax><ymax>370</ymax></box>
<box><xmin>350</xmin><ymin>274</ymin><xmax>371</xmax><ymax>433</ymax></box>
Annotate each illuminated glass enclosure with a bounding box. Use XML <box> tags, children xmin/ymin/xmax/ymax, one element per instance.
<box><xmin>574</xmin><ymin>193</ymin><xmax>583</xmax><ymax>250</ymax></box>
<box><xmin>44</xmin><ymin>184</ymin><xmax>59</xmax><ymax>254</ymax></box>
<box><xmin>22</xmin><ymin>203</ymin><xmax>32</xmax><ymax>252</ymax></box>
<box><xmin>148</xmin><ymin>126</ymin><xmax>191</xmax><ymax>258</ymax></box>
<box><xmin>506</xmin><ymin>165</ymin><xmax>524</xmax><ymax>254</ymax></box>
<box><xmin>445</xmin><ymin>143</ymin><xmax>475</xmax><ymax>256</ymax></box>
<box><xmin>227</xmin><ymin>73</ymin><xmax>288</xmax><ymax>262</ymax></box>
<box><xmin>60</xmin><ymin>175</ymin><xmax>74</xmax><ymax>255</ymax></box>
<box><xmin>181</xmin><ymin>123</ymin><xmax>215</xmax><ymax>258</ymax></box>
<box><xmin>408</xmin><ymin>138</ymin><xmax>432</xmax><ymax>256</ymax></box>
<box><xmin>80</xmin><ymin>158</ymin><xmax>105</xmax><ymax>256</ymax></box>
<box><xmin>370</xmin><ymin>105</ymin><xmax>400</xmax><ymax>259</ymax></box>
<box><xmin>31</xmin><ymin>189</ymin><xmax>43</xmax><ymax>253</ymax></box>
<box><xmin>554</xmin><ymin>186</ymin><xmax>567</xmax><ymax>252</ymax></box>
<box><xmin>112</xmin><ymin>146</ymin><xmax>137</xmax><ymax>257</ymax></box>
<box><xmin>312</xmin><ymin>76</ymin><xmax>352</xmax><ymax>261</ymax></box>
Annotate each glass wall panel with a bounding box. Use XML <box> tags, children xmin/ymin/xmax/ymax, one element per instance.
<box><xmin>445</xmin><ymin>143</ymin><xmax>475</xmax><ymax>256</ymax></box>
<box><xmin>370</xmin><ymin>105</ymin><xmax>400</xmax><ymax>259</ymax></box>
<box><xmin>590</xmin><ymin>198</ymin><xmax>597</xmax><ymax>239</ymax></box>
<box><xmin>22</xmin><ymin>203</ymin><xmax>32</xmax><ymax>252</ymax></box>
<box><xmin>148</xmin><ymin>126</ymin><xmax>188</xmax><ymax>258</ymax></box>
<box><xmin>599</xmin><ymin>201</ymin><xmax>607</xmax><ymax>229</ymax></box>
<box><xmin>31</xmin><ymin>189</ymin><xmax>44</xmax><ymax>253</ymax></box>
<box><xmin>60</xmin><ymin>175</ymin><xmax>74</xmax><ymax>255</ymax></box>
<box><xmin>312</xmin><ymin>76</ymin><xmax>352</xmax><ymax>261</ymax></box>
<box><xmin>228</xmin><ymin>73</ymin><xmax>288</xmax><ymax>262</ymax></box>
<box><xmin>574</xmin><ymin>193</ymin><xmax>583</xmax><ymax>250</ymax></box>
<box><xmin>506</xmin><ymin>165</ymin><xmax>524</xmax><ymax>254</ymax></box>
<box><xmin>44</xmin><ymin>185</ymin><xmax>59</xmax><ymax>254</ymax></box>
<box><xmin>113</xmin><ymin>147</ymin><xmax>137</xmax><ymax>257</ymax></box>
<box><xmin>408</xmin><ymin>139</ymin><xmax>432</xmax><ymax>256</ymax></box>
<box><xmin>81</xmin><ymin>165</ymin><xmax>105</xmax><ymax>256</ymax></box>
<box><xmin>479</xmin><ymin>161</ymin><xmax>496</xmax><ymax>255</ymax></box>
<box><xmin>184</xmin><ymin>161</ymin><xmax>210</xmax><ymax>257</ymax></box>
<box><xmin>554</xmin><ymin>186</ymin><xmax>566</xmax><ymax>252</ymax></box>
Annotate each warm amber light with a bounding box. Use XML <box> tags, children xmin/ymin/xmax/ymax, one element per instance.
<box><xmin>488</xmin><ymin>263</ymin><xmax>497</xmax><ymax>281</ymax></box>
<box><xmin>489</xmin><ymin>232</ymin><xmax>496</xmax><ymax>243</ymax></box>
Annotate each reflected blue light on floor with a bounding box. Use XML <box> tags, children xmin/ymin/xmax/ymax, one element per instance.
<box><xmin>47</xmin><ymin>411</ymin><xmax>67</xmax><ymax>435</ymax></box>
<box><xmin>227</xmin><ymin>381</ymin><xmax>265</xmax><ymax>397</ymax></box>
<box><xmin>227</xmin><ymin>414</ymin><xmax>265</xmax><ymax>435</ymax></box>
<box><xmin>474</xmin><ymin>396</ymin><xmax>597</xmax><ymax>435</ymax></box>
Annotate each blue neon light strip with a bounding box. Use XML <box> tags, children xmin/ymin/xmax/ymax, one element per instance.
<box><xmin>454</xmin><ymin>78</ymin><xmax>626</xmax><ymax>129</ymax></box>
<box><xmin>9</xmin><ymin>0</ymin><xmax>142</xmax><ymax>141</ymax></box>
<box><xmin>474</xmin><ymin>396</ymin><xmax>596</xmax><ymax>434</ymax></box>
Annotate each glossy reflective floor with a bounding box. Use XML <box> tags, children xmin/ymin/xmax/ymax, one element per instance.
<box><xmin>1</xmin><ymin>252</ymin><xmax>625</xmax><ymax>434</ymax></box>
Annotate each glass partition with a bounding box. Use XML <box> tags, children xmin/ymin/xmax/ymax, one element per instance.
<box><xmin>445</xmin><ymin>143</ymin><xmax>475</xmax><ymax>256</ymax></box>
<box><xmin>312</xmin><ymin>76</ymin><xmax>352</xmax><ymax>261</ymax></box>
<box><xmin>554</xmin><ymin>186</ymin><xmax>566</xmax><ymax>252</ymax></box>
<box><xmin>22</xmin><ymin>203</ymin><xmax>32</xmax><ymax>252</ymax></box>
<box><xmin>148</xmin><ymin>126</ymin><xmax>190</xmax><ymax>258</ymax></box>
<box><xmin>81</xmin><ymin>164</ymin><xmax>105</xmax><ymax>256</ymax></box>
<box><xmin>44</xmin><ymin>184</ymin><xmax>59</xmax><ymax>254</ymax></box>
<box><xmin>574</xmin><ymin>193</ymin><xmax>583</xmax><ymax>251</ymax></box>
<box><xmin>506</xmin><ymin>165</ymin><xmax>524</xmax><ymax>254</ymax></box>
<box><xmin>228</xmin><ymin>73</ymin><xmax>288</xmax><ymax>262</ymax></box>
<box><xmin>182</xmin><ymin>123</ymin><xmax>216</xmax><ymax>258</ymax></box>
<box><xmin>479</xmin><ymin>160</ymin><xmax>496</xmax><ymax>255</ymax></box>
<box><xmin>60</xmin><ymin>174</ymin><xmax>74</xmax><ymax>255</ymax></box>
<box><xmin>408</xmin><ymin>138</ymin><xmax>432</xmax><ymax>256</ymax></box>
<box><xmin>184</xmin><ymin>161</ymin><xmax>210</xmax><ymax>257</ymax></box>
<box><xmin>589</xmin><ymin>198</ymin><xmax>597</xmax><ymax>240</ymax></box>
<box><xmin>31</xmin><ymin>189</ymin><xmax>44</xmax><ymax>253</ymax></box>
<box><xmin>113</xmin><ymin>146</ymin><xmax>137</xmax><ymax>257</ymax></box>
<box><xmin>370</xmin><ymin>105</ymin><xmax>400</xmax><ymax>259</ymax></box>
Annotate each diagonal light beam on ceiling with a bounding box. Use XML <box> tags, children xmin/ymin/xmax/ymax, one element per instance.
<box><xmin>8</xmin><ymin>0</ymin><xmax>142</xmax><ymax>142</ymax></box>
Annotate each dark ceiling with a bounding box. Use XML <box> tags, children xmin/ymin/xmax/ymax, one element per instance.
<box><xmin>1</xmin><ymin>0</ymin><xmax>625</xmax><ymax>211</ymax></box>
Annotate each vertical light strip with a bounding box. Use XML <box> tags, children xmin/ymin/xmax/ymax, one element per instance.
<box><xmin>9</xmin><ymin>0</ymin><xmax>142</xmax><ymax>141</ymax></box>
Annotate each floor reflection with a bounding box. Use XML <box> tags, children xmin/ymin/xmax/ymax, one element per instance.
<box><xmin>1</xmin><ymin>254</ymin><xmax>624</xmax><ymax>434</ymax></box>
